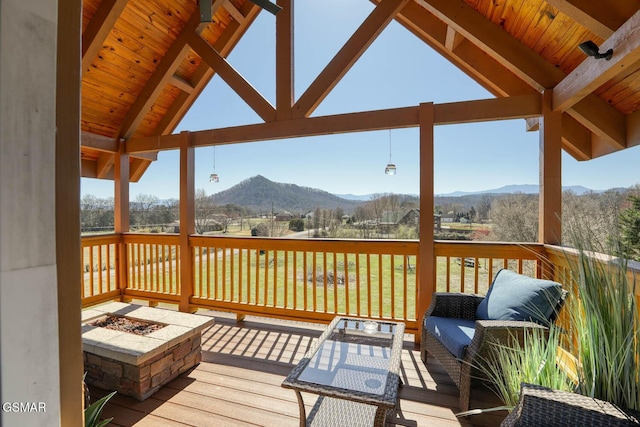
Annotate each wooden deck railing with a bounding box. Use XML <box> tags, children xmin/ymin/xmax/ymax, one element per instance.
<box><xmin>434</xmin><ymin>241</ymin><xmax>546</xmax><ymax>294</ymax></box>
<box><xmin>122</xmin><ymin>233</ymin><xmax>181</xmax><ymax>304</ymax></box>
<box><xmin>190</xmin><ymin>236</ymin><xmax>419</xmax><ymax>328</ymax></box>
<box><xmin>80</xmin><ymin>235</ymin><xmax>640</xmax><ymax>336</ymax></box>
<box><xmin>81</xmin><ymin>234</ymin><xmax>120</xmax><ymax>307</ymax></box>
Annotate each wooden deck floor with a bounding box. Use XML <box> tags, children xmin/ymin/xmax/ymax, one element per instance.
<box><xmin>96</xmin><ymin>312</ymin><xmax>506</xmax><ymax>426</ymax></box>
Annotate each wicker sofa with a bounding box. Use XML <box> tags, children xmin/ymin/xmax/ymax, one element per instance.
<box><xmin>420</xmin><ymin>269</ymin><xmax>567</xmax><ymax>411</ymax></box>
<box><xmin>501</xmin><ymin>383</ymin><xmax>640</xmax><ymax>426</ymax></box>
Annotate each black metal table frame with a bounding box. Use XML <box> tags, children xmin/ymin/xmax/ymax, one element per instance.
<box><xmin>281</xmin><ymin>316</ymin><xmax>405</xmax><ymax>427</ymax></box>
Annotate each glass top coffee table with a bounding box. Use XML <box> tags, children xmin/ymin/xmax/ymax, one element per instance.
<box><xmin>282</xmin><ymin>317</ymin><xmax>405</xmax><ymax>427</ymax></box>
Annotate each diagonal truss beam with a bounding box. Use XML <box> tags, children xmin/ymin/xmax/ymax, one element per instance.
<box><xmin>116</xmin><ymin>12</ymin><xmax>202</xmax><ymax>139</ymax></box>
<box><xmin>553</xmin><ymin>9</ymin><xmax>640</xmax><ymax>113</ymax></box>
<box><xmin>188</xmin><ymin>34</ymin><xmax>277</xmax><ymax>122</ymax></box>
<box><xmin>154</xmin><ymin>3</ymin><xmax>261</xmax><ymax>135</ymax></box>
<box><xmin>414</xmin><ymin>0</ymin><xmax>627</xmax><ymax>151</ymax></box>
<box><xmin>389</xmin><ymin>0</ymin><xmax>592</xmax><ymax>160</ymax></box>
<box><xmin>292</xmin><ymin>0</ymin><xmax>411</xmax><ymax>118</ymax></box>
<box><xmin>82</xmin><ymin>0</ymin><xmax>129</xmax><ymax>74</ymax></box>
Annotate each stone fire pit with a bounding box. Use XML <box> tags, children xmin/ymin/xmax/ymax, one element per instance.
<box><xmin>82</xmin><ymin>302</ymin><xmax>214</xmax><ymax>401</ymax></box>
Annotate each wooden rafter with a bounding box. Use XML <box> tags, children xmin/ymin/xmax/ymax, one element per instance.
<box><xmin>223</xmin><ymin>0</ymin><xmax>246</xmax><ymax>24</ymax></box>
<box><xmin>188</xmin><ymin>34</ymin><xmax>277</xmax><ymax>122</ymax></box>
<box><xmin>81</xmin><ymin>0</ymin><xmax>129</xmax><ymax>74</ymax></box>
<box><xmin>116</xmin><ymin>11</ymin><xmax>201</xmax><ymax>139</ymax></box>
<box><xmin>543</xmin><ymin>0</ymin><xmax>635</xmax><ymax>39</ymax></box>
<box><xmin>444</xmin><ymin>26</ymin><xmax>463</xmax><ymax>52</ymax></box>
<box><xmin>292</xmin><ymin>0</ymin><xmax>411</xmax><ymax>118</ymax></box>
<box><xmin>553</xmin><ymin>9</ymin><xmax>640</xmax><ymax>113</ymax></box>
<box><xmin>96</xmin><ymin>153</ymin><xmax>115</xmax><ymax>179</ymax></box>
<box><xmin>155</xmin><ymin>2</ymin><xmax>261</xmax><ymax>135</ymax></box>
<box><xmin>389</xmin><ymin>0</ymin><xmax>592</xmax><ymax>160</ymax></box>
<box><xmin>414</xmin><ymin>0</ymin><xmax>627</xmax><ymax>152</ymax></box>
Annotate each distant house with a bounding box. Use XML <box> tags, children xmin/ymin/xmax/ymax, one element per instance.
<box><xmin>275</xmin><ymin>211</ymin><xmax>293</xmax><ymax>222</ymax></box>
<box><xmin>398</xmin><ymin>209</ymin><xmax>442</xmax><ymax>231</ymax></box>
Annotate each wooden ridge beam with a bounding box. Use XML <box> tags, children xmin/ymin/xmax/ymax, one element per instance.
<box><xmin>82</xmin><ymin>0</ymin><xmax>129</xmax><ymax>74</ymax></box>
<box><xmin>188</xmin><ymin>33</ymin><xmax>276</xmax><ymax>122</ymax></box>
<box><xmin>127</xmin><ymin>96</ymin><xmax>542</xmax><ymax>152</ymax></box>
<box><xmin>116</xmin><ymin>11</ymin><xmax>201</xmax><ymax>139</ymax></box>
<box><xmin>553</xmin><ymin>9</ymin><xmax>640</xmax><ymax>113</ymax></box>
<box><xmin>292</xmin><ymin>0</ymin><xmax>411</xmax><ymax>118</ymax></box>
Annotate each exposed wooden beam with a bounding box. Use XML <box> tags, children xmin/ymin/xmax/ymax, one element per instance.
<box><xmin>129</xmin><ymin>107</ymin><xmax>420</xmax><ymax>152</ymax></box>
<box><xmin>156</xmin><ymin>2</ymin><xmax>261</xmax><ymax>135</ymax></box>
<box><xmin>434</xmin><ymin>94</ymin><xmax>541</xmax><ymax>125</ymax></box>
<box><xmin>561</xmin><ymin>118</ymin><xmax>592</xmax><ymax>161</ymax></box>
<box><xmin>444</xmin><ymin>26</ymin><xmax>463</xmax><ymax>51</ymax></box>
<box><xmin>568</xmin><ymin>96</ymin><xmax>626</xmax><ymax>149</ymax></box>
<box><xmin>117</xmin><ymin>12</ymin><xmax>201</xmax><ymax>139</ymax></box>
<box><xmin>188</xmin><ymin>33</ymin><xmax>277</xmax><ymax>122</ymax></box>
<box><xmin>389</xmin><ymin>0</ymin><xmax>593</xmax><ymax>160</ymax></box>
<box><xmin>292</xmin><ymin>0</ymin><xmax>411</xmax><ymax>118</ymax></box>
<box><xmin>416</xmin><ymin>0</ymin><xmax>562</xmax><ymax>90</ymax></box>
<box><xmin>81</xmin><ymin>131</ymin><xmax>119</xmax><ymax>152</ymax></box>
<box><xmin>127</xmin><ymin>96</ymin><xmax>542</xmax><ymax>152</ymax></box>
<box><xmin>129</xmin><ymin>158</ymin><xmax>149</xmax><ymax>182</ymax></box>
<box><xmin>96</xmin><ymin>153</ymin><xmax>115</xmax><ymax>179</ymax></box>
<box><xmin>413</xmin><ymin>0</ymin><xmax>626</xmax><ymax>154</ymax></box>
<box><xmin>276</xmin><ymin>0</ymin><xmax>294</xmax><ymax>120</ymax></box>
<box><xmin>81</xmin><ymin>0</ymin><xmax>129</xmax><ymax>74</ymax></box>
<box><xmin>223</xmin><ymin>0</ymin><xmax>246</xmax><ymax>23</ymax></box>
<box><xmin>628</xmin><ymin>110</ymin><xmax>640</xmax><ymax>148</ymax></box>
<box><xmin>543</xmin><ymin>0</ymin><xmax>635</xmax><ymax>39</ymax></box>
<box><xmin>553</xmin><ymin>9</ymin><xmax>640</xmax><ymax>112</ymax></box>
<box><xmin>170</xmin><ymin>75</ymin><xmax>195</xmax><ymax>94</ymax></box>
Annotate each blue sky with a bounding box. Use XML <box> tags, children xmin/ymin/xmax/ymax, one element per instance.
<box><xmin>82</xmin><ymin>0</ymin><xmax>640</xmax><ymax>199</ymax></box>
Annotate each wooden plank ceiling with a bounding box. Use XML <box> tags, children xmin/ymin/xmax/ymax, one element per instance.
<box><xmin>80</xmin><ymin>0</ymin><xmax>640</xmax><ymax>181</ymax></box>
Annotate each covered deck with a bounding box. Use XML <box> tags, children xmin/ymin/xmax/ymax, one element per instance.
<box><xmin>3</xmin><ymin>0</ymin><xmax>640</xmax><ymax>425</ymax></box>
<box><xmin>96</xmin><ymin>312</ymin><xmax>502</xmax><ymax>427</ymax></box>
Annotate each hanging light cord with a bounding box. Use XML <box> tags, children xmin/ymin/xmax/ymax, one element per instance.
<box><xmin>388</xmin><ymin>129</ymin><xmax>392</xmax><ymax>162</ymax></box>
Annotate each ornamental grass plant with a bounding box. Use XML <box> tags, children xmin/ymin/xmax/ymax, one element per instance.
<box><xmin>567</xmin><ymin>232</ymin><xmax>640</xmax><ymax>411</ymax></box>
<box><xmin>467</xmin><ymin>227</ymin><xmax>640</xmax><ymax>415</ymax></box>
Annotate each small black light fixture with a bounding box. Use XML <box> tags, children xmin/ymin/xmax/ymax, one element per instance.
<box><xmin>578</xmin><ymin>40</ymin><xmax>613</xmax><ymax>60</ymax></box>
<box><xmin>248</xmin><ymin>0</ymin><xmax>282</xmax><ymax>15</ymax></box>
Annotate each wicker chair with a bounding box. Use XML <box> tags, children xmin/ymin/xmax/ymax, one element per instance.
<box><xmin>501</xmin><ymin>383</ymin><xmax>640</xmax><ymax>426</ymax></box>
<box><xmin>420</xmin><ymin>270</ymin><xmax>568</xmax><ymax>411</ymax></box>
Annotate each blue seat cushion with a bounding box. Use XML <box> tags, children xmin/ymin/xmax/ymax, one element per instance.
<box><xmin>425</xmin><ymin>316</ymin><xmax>476</xmax><ymax>359</ymax></box>
<box><xmin>476</xmin><ymin>269</ymin><xmax>563</xmax><ymax>324</ymax></box>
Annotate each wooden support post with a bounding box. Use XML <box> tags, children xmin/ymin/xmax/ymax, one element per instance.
<box><xmin>56</xmin><ymin>0</ymin><xmax>83</xmax><ymax>422</ymax></box>
<box><xmin>179</xmin><ymin>131</ymin><xmax>196</xmax><ymax>312</ymax></box>
<box><xmin>114</xmin><ymin>141</ymin><xmax>130</xmax><ymax>300</ymax></box>
<box><xmin>539</xmin><ymin>90</ymin><xmax>563</xmax><ymax>278</ymax></box>
<box><xmin>276</xmin><ymin>0</ymin><xmax>293</xmax><ymax>120</ymax></box>
<box><xmin>418</xmin><ymin>103</ymin><xmax>435</xmax><ymax>343</ymax></box>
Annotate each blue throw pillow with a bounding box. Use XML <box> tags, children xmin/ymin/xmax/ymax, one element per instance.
<box><xmin>476</xmin><ymin>269</ymin><xmax>563</xmax><ymax>324</ymax></box>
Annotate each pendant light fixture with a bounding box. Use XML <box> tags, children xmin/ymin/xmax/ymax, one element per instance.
<box><xmin>209</xmin><ymin>146</ymin><xmax>219</xmax><ymax>183</ymax></box>
<box><xmin>385</xmin><ymin>130</ymin><xmax>396</xmax><ymax>175</ymax></box>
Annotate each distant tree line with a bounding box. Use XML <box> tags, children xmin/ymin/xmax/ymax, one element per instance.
<box><xmin>81</xmin><ymin>186</ymin><xmax>640</xmax><ymax>261</ymax></box>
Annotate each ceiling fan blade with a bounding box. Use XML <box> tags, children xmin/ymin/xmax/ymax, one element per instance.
<box><xmin>248</xmin><ymin>0</ymin><xmax>282</xmax><ymax>15</ymax></box>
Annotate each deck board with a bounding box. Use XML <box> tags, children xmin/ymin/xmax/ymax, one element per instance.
<box><xmin>95</xmin><ymin>312</ymin><xmax>505</xmax><ymax>426</ymax></box>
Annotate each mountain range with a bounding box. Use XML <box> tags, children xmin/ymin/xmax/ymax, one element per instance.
<box><xmin>211</xmin><ymin>175</ymin><xmax>362</xmax><ymax>213</ymax></box>
<box><xmin>210</xmin><ymin>176</ymin><xmax>619</xmax><ymax>214</ymax></box>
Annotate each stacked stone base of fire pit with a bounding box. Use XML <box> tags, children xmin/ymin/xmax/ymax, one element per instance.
<box><xmin>82</xmin><ymin>302</ymin><xmax>214</xmax><ymax>401</ymax></box>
